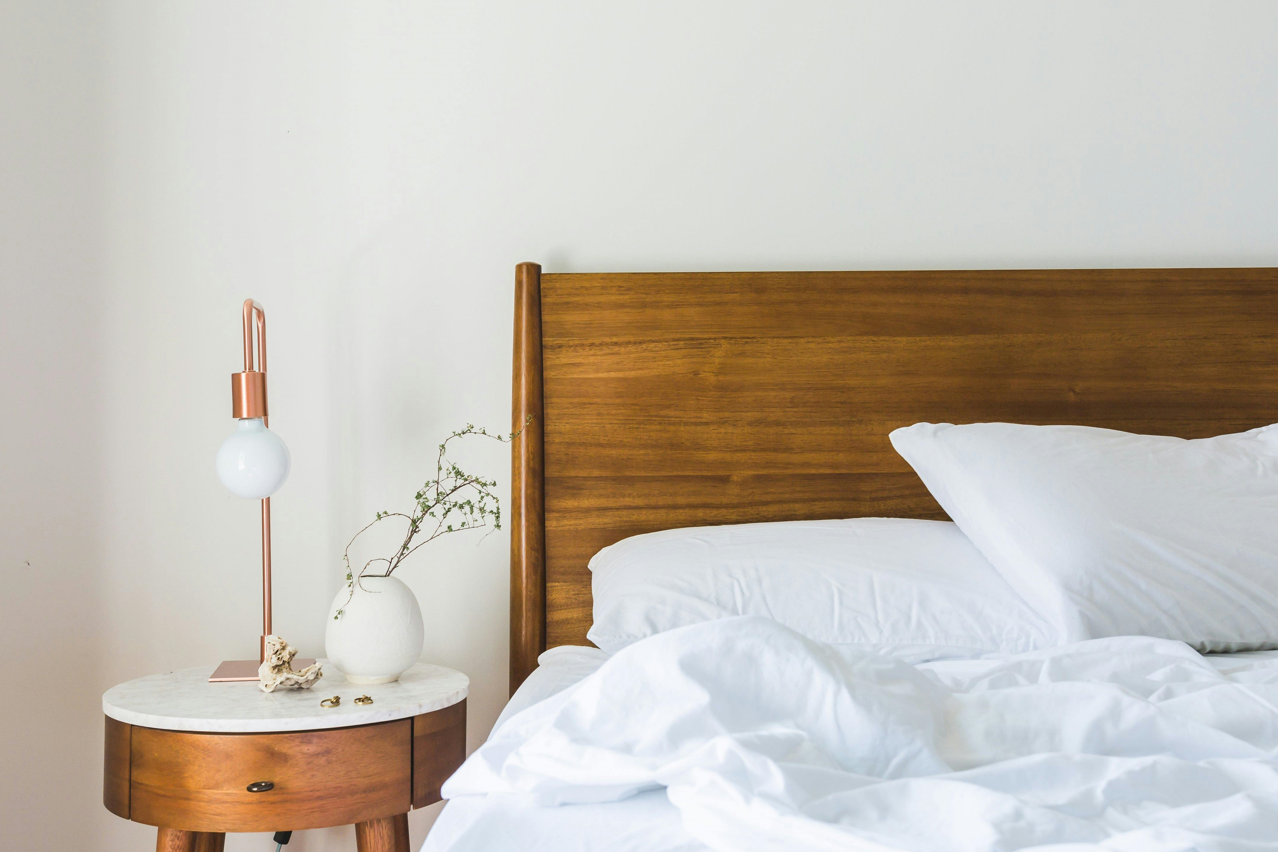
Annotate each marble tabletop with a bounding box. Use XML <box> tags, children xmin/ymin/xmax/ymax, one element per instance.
<box><xmin>103</xmin><ymin>661</ymin><xmax>469</xmax><ymax>733</ymax></box>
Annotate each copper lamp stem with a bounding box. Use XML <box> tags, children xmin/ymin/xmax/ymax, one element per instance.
<box><xmin>242</xmin><ymin>301</ymin><xmax>255</xmax><ymax>371</ymax></box>
<box><xmin>261</xmin><ymin>496</ymin><xmax>272</xmax><ymax>663</ymax></box>
<box><xmin>241</xmin><ymin>298</ymin><xmax>272</xmax><ymax>664</ymax></box>
<box><xmin>256</xmin><ymin>310</ymin><xmax>267</xmax><ymax>374</ymax></box>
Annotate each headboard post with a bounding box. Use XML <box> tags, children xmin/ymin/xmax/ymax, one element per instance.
<box><xmin>510</xmin><ymin>262</ymin><xmax>546</xmax><ymax>695</ymax></box>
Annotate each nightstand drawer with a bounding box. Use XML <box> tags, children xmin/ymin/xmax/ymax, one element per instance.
<box><xmin>129</xmin><ymin>720</ymin><xmax>411</xmax><ymax>832</ymax></box>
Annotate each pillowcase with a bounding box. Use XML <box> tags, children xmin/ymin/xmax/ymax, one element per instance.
<box><xmin>587</xmin><ymin>517</ymin><xmax>1057</xmax><ymax>660</ymax></box>
<box><xmin>890</xmin><ymin>422</ymin><xmax>1278</xmax><ymax>652</ymax></box>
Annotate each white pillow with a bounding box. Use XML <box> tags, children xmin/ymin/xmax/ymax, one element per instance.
<box><xmin>587</xmin><ymin>517</ymin><xmax>1056</xmax><ymax>660</ymax></box>
<box><xmin>890</xmin><ymin>422</ymin><xmax>1278</xmax><ymax>652</ymax></box>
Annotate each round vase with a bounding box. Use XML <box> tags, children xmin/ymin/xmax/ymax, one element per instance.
<box><xmin>325</xmin><ymin>575</ymin><xmax>424</xmax><ymax>684</ymax></box>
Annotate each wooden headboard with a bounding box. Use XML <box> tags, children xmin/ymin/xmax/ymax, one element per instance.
<box><xmin>508</xmin><ymin>263</ymin><xmax>1278</xmax><ymax>692</ymax></box>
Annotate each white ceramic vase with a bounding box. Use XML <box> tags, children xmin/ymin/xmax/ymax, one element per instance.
<box><xmin>325</xmin><ymin>575</ymin><xmax>424</xmax><ymax>684</ymax></box>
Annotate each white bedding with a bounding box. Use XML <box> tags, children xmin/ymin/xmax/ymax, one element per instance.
<box><xmin>427</xmin><ymin>618</ymin><xmax>1278</xmax><ymax>852</ymax></box>
<box><xmin>491</xmin><ymin>645</ymin><xmax>610</xmax><ymax>732</ymax></box>
<box><xmin>588</xmin><ymin>518</ymin><xmax>1056</xmax><ymax>658</ymax></box>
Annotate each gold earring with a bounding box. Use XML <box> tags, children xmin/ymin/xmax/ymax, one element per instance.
<box><xmin>320</xmin><ymin>695</ymin><xmax>341</xmax><ymax>708</ymax></box>
<box><xmin>354</xmin><ymin>695</ymin><xmax>373</xmax><ymax>705</ymax></box>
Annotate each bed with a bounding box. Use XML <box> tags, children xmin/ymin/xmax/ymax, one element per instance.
<box><xmin>428</xmin><ymin>264</ymin><xmax>1278</xmax><ymax>852</ymax></box>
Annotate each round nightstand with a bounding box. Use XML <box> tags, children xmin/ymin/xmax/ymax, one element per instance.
<box><xmin>102</xmin><ymin>662</ymin><xmax>468</xmax><ymax>852</ymax></box>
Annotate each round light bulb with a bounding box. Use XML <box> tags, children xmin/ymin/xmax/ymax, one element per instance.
<box><xmin>216</xmin><ymin>418</ymin><xmax>290</xmax><ymax>499</ymax></box>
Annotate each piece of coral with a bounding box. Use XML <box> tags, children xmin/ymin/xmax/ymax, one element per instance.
<box><xmin>258</xmin><ymin>634</ymin><xmax>323</xmax><ymax>692</ymax></box>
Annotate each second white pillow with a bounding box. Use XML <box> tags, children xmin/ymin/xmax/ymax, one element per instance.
<box><xmin>891</xmin><ymin>421</ymin><xmax>1278</xmax><ymax>651</ymax></box>
<box><xmin>587</xmin><ymin>517</ymin><xmax>1057</xmax><ymax>660</ymax></box>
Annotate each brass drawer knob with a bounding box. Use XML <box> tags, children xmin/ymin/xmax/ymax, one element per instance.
<box><xmin>246</xmin><ymin>781</ymin><xmax>275</xmax><ymax>793</ymax></box>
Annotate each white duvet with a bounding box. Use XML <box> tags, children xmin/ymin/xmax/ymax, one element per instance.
<box><xmin>444</xmin><ymin>617</ymin><xmax>1278</xmax><ymax>852</ymax></box>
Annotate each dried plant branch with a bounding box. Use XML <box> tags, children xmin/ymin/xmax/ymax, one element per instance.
<box><xmin>333</xmin><ymin>418</ymin><xmax>531</xmax><ymax>619</ymax></box>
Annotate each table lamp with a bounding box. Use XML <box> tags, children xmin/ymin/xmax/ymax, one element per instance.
<box><xmin>209</xmin><ymin>300</ymin><xmax>309</xmax><ymax>681</ymax></box>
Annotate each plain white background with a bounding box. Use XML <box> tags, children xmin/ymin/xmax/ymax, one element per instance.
<box><xmin>2</xmin><ymin>2</ymin><xmax>1277</xmax><ymax>849</ymax></box>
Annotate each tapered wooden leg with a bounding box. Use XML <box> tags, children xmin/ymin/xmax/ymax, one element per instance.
<box><xmin>156</xmin><ymin>828</ymin><xmax>197</xmax><ymax>852</ymax></box>
<box><xmin>194</xmin><ymin>833</ymin><xmax>226</xmax><ymax>852</ymax></box>
<box><xmin>355</xmin><ymin>813</ymin><xmax>410</xmax><ymax>852</ymax></box>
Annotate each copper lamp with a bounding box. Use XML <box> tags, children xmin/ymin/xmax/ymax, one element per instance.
<box><xmin>209</xmin><ymin>300</ymin><xmax>309</xmax><ymax>681</ymax></box>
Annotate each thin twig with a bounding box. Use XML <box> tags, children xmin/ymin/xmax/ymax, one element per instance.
<box><xmin>332</xmin><ymin>418</ymin><xmax>530</xmax><ymax>619</ymax></box>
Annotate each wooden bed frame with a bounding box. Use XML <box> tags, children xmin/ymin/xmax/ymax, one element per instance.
<box><xmin>508</xmin><ymin>262</ymin><xmax>1278</xmax><ymax>693</ymax></box>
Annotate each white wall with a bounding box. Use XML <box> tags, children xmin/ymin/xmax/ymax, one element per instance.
<box><xmin>4</xmin><ymin>2</ymin><xmax>1278</xmax><ymax>850</ymax></box>
<box><xmin>0</xmin><ymin>3</ymin><xmax>106</xmax><ymax>851</ymax></box>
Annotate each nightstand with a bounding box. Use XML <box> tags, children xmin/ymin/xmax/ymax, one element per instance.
<box><xmin>102</xmin><ymin>662</ymin><xmax>468</xmax><ymax>852</ymax></box>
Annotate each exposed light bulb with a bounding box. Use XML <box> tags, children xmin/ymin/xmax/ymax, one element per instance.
<box><xmin>216</xmin><ymin>418</ymin><xmax>290</xmax><ymax>499</ymax></box>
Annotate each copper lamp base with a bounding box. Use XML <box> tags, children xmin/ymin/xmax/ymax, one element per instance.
<box><xmin>209</xmin><ymin>657</ymin><xmax>316</xmax><ymax>683</ymax></box>
<box><xmin>209</xmin><ymin>660</ymin><xmax>265</xmax><ymax>682</ymax></box>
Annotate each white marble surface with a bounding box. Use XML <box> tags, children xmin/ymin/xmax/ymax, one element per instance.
<box><xmin>103</xmin><ymin>661</ymin><xmax>468</xmax><ymax>732</ymax></box>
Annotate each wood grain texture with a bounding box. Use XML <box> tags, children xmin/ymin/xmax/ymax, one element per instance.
<box><xmin>155</xmin><ymin>828</ymin><xmax>197</xmax><ymax>852</ymax></box>
<box><xmin>129</xmin><ymin>720</ymin><xmax>411</xmax><ymax>832</ymax></box>
<box><xmin>517</xmin><ymin>267</ymin><xmax>1278</xmax><ymax>648</ymax></box>
<box><xmin>104</xmin><ymin>716</ymin><xmax>131</xmax><ymax>819</ymax></box>
<box><xmin>412</xmin><ymin>699</ymin><xmax>467</xmax><ymax>807</ymax></box>
<box><xmin>193</xmin><ymin>832</ymin><xmax>225</xmax><ymax>852</ymax></box>
<box><xmin>511</xmin><ymin>261</ymin><xmax>547</xmax><ymax>694</ymax></box>
<box><xmin>356</xmin><ymin>812</ymin><xmax>410</xmax><ymax>852</ymax></box>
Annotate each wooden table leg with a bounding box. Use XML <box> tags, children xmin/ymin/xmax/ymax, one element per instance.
<box><xmin>156</xmin><ymin>829</ymin><xmax>223</xmax><ymax>852</ymax></box>
<box><xmin>355</xmin><ymin>813</ymin><xmax>410</xmax><ymax>852</ymax></box>
<box><xmin>194</xmin><ymin>833</ymin><xmax>226</xmax><ymax>852</ymax></box>
<box><xmin>156</xmin><ymin>828</ymin><xmax>197</xmax><ymax>852</ymax></box>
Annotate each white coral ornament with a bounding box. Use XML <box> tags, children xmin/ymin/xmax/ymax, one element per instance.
<box><xmin>258</xmin><ymin>634</ymin><xmax>323</xmax><ymax>692</ymax></box>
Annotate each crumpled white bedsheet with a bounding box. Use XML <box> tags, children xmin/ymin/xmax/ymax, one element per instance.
<box><xmin>443</xmin><ymin>616</ymin><xmax>1278</xmax><ymax>852</ymax></box>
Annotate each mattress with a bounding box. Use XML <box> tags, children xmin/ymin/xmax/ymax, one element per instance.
<box><xmin>423</xmin><ymin>641</ymin><xmax>1278</xmax><ymax>852</ymax></box>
